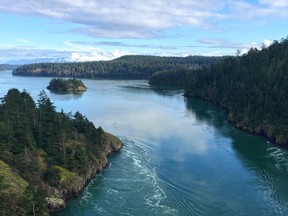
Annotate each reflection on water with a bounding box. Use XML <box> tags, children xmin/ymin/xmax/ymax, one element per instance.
<box><xmin>49</xmin><ymin>91</ymin><xmax>83</xmax><ymax>101</ymax></box>
<box><xmin>185</xmin><ymin>96</ymin><xmax>288</xmax><ymax>215</ymax></box>
<box><xmin>2</xmin><ymin>70</ymin><xmax>288</xmax><ymax>215</ymax></box>
<box><xmin>56</xmin><ymin>138</ymin><xmax>179</xmax><ymax>216</ymax></box>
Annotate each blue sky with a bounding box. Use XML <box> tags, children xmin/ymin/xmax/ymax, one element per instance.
<box><xmin>0</xmin><ymin>0</ymin><xmax>287</xmax><ymax>63</ymax></box>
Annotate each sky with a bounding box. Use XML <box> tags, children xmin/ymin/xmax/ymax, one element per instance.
<box><xmin>0</xmin><ymin>0</ymin><xmax>287</xmax><ymax>63</ymax></box>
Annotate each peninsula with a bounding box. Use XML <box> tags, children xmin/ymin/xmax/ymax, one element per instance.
<box><xmin>0</xmin><ymin>89</ymin><xmax>123</xmax><ymax>215</ymax></box>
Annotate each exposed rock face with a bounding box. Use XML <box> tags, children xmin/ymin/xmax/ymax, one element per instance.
<box><xmin>45</xmin><ymin>132</ymin><xmax>123</xmax><ymax>213</ymax></box>
<box><xmin>101</xmin><ymin>132</ymin><xmax>124</xmax><ymax>154</ymax></box>
<box><xmin>45</xmin><ymin>197</ymin><xmax>66</xmax><ymax>213</ymax></box>
<box><xmin>228</xmin><ymin>113</ymin><xmax>284</xmax><ymax>145</ymax></box>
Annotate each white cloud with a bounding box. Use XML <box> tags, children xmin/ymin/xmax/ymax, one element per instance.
<box><xmin>240</xmin><ymin>48</ymin><xmax>249</xmax><ymax>55</ymax></box>
<box><xmin>18</xmin><ymin>38</ymin><xmax>31</xmax><ymax>44</ymax></box>
<box><xmin>0</xmin><ymin>46</ymin><xmax>70</xmax><ymax>63</ymax></box>
<box><xmin>251</xmin><ymin>42</ymin><xmax>258</xmax><ymax>48</ymax></box>
<box><xmin>63</xmin><ymin>40</ymin><xmax>136</xmax><ymax>61</ymax></box>
<box><xmin>263</xmin><ymin>39</ymin><xmax>273</xmax><ymax>47</ymax></box>
<box><xmin>68</xmin><ymin>49</ymin><xmax>130</xmax><ymax>62</ymax></box>
<box><xmin>0</xmin><ymin>0</ymin><xmax>287</xmax><ymax>42</ymax></box>
<box><xmin>238</xmin><ymin>39</ymin><xmax>273</xmax><ymax>55</ymax></box>
<box><xmin>0</xmin><ymin>42</ymin><xmax>136</xmax><ymax>63</ymax></box>
<box><xmin>0</xmin><ymin>0</ymin><xmax>286</xmax><ymax>39</ymax></box>
<box><xmin>230</xmin><ymin>0</ymin><xmax>288</xmax><ymax>19</ymax></box>
<box><xmin>0</xmin><ymin>0</ymin><xmax>227</xmax><ymax>39</ymax></box>
<box><xmin>0</xmin><ymin>1</ymin><xmax>285</xmax><ymax>60</ymax></box>
<box><xmin>196</xmin><ymin>38</ymin><xmax>245</xmax><ymax>49</ymax></box>
<box><xmin>195</xmin><ymin>38</ymin><xmax>275</xmax><ymax>56</ymax></box>
<box><xmin>64</xmin><ymin>40</ymin><xmax>101</xmax><ymax>52</ymax></box>
<box><xmin>259</xmin><ymin>0</ymin><xmax>288</xmax><ymax>8</ymax></box>
<box><xmin>0</xmin><ymin>37</ymin><xmax>276</xmax><ymax>63</ymax></box>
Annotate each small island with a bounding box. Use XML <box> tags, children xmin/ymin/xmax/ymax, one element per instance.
<box><xmin>47</xmin><ymin>78</ymin><xmax>87</xmax><ymax>93</ymax></box>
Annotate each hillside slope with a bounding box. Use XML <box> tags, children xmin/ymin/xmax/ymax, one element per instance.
<box><xmin>12</xmin><ymin>55</ymin><xmax>224</xmax><ymax>79</ymax></box>
<box><xmin>0</xmin><ymin>89</ymin><xmax>123</xmax><ymax>215</ymax></box>
<box><xmin>185</xmin><ymin>38</ymin><xmax>288</xmax><ymax>145</ymax></box>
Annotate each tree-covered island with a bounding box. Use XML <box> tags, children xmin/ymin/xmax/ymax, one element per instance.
<box><xmin>0</xmin><ymin>89</ymin><xmax>123</xmax><ymax>215</ymax></box>
<box><xmin>47</xmin><ymin>78</ymin><xmax>87</xmax><ymax>93</ymax></box>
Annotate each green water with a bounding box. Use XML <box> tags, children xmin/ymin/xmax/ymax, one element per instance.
<box><xmin>1</xmin><ymin>71</ymin><xmax>288</xmax><ymax>215</ymax></box>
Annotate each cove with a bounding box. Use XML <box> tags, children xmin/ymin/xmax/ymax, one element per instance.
<box><xmin>1</xmin><ymin>70</ymin><xmax>288</xmax><ymax>215</ymax></box>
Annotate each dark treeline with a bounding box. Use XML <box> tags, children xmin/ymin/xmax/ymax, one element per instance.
<box><xmin>148</xmin><ymin>69</ymin><xmax>189</xmax><ymax>86</ymax></box>
<box><xmin>12</xmin><ymin>55</ymin><xmax>224</xmax><ymax>79</ymax></box>
<box><xmin>0</xmin><ymin>89</ymin><xmax>120</xmax><ymax>215</ymax></box>
<box><xmin>149</xmin><ymin>37</ymin><xmax>288</xmax><ymax>146</ymax></box>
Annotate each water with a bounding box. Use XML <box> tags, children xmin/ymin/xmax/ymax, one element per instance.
<box><xmin>1</xmin><ymin>70</ymin><xmax>288</xmax><ymax>215</ymax></box>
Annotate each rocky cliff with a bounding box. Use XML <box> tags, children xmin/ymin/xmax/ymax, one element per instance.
<box><xmin>45</xmin><ymin>132</ymin><xmax>123</xmax><ymax>213</ymax></box>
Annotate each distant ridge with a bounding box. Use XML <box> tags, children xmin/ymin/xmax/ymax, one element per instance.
<box><xmin>12</xmin><ymin>55</ymin><xmax>225</xmax><ymax>79</ymax></box>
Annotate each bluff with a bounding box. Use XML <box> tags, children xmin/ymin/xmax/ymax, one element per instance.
<box><xmin>0</xmin><ymin>89</ymin><xmax>123</xmax><ymax>215</ymax></box>
<box><xmin>12</xmin><ymin>55</ymin><xmax>224</xmax><ymax>79</ymax></box>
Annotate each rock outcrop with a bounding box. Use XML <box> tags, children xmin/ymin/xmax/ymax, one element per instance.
<box><xmin>45</xmin><ymin>132</ymin><xmax>123</xmax><ymax>213</ymax></box>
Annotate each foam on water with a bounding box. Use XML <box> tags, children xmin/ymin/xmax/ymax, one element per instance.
<box><xmin>118</xmin><ymin>137</ymin><xmax>178</xmax><ymax>215</ymax></box>
<box><xmin>60</xmin><ymin>137</ymin><xmax>178</xmax><ymax>216</ymax></box>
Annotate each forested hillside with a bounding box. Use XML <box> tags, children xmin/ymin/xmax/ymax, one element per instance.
<box><xmin>148</xmin><ymin>69</ymin><xmax>190</xmax><ymax>86</ymax></box>
<box><xmin>12</xmin><ymin>55</ymin><xmax>224</xmax><ymax>79</ymax></box>
<box><xmin>185</xmin><ymin>38</ymin><xmax>288</xmax><ymax>145</ymax></box>
<box><xmin>148</xmin><ymin>37</ymin><xmax>288</xmax><ymax>146</ymax></box>
<box><xmin>0</xmin><ymin>89</ymin><xmax>122</xmax><ymax>215</ymax></box>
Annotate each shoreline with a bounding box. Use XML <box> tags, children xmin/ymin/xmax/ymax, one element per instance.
<box><xmin>184</xmin><ymin>93</ymin><xmax>286</xmax><ymax>148</ymax></box>
<box><xmin>47</xmin><ymin>132</ymin><xmax>123</xmax><ymax>213</ymax></box>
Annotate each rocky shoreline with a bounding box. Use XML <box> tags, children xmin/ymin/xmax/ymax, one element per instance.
<box><xmin>227</xmin><ymin>113</ymin><xmax>287</xmax><ymax>146</ymax></box>
<box><xmin>47</xmin><ymin>78</ymin><xmax>87</xmax><ymax>94</ymax></box>
<box><xmin>184</xmin><ymin>93</ymin><xmax>287</xmax><ymax>147</ymax></box>
<box><xmin>46</xmin><ymin>132</ymin><xmax>123</xmax><ymax>213</ymax></box>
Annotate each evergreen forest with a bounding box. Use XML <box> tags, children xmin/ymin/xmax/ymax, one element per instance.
<box><xmin>47</xmin><ymin>78</ymin><xmax>87</xmax><ymax>93</ymax></box>
<box><xmin>149</xmin><ymin>38</ymin><xmax>288</xmax><ymax>145</ymax></box>
<box><xmin>0</xmin><ymin>89</ymin><xmax>122</xmax><ymax>215</ymax></box>
<box><xmin>12</xmin><ymin>55</ymin><xmax>224</xmax><ymax>79</ymax></box>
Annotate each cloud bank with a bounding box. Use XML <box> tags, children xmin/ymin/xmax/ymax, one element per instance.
<box><xmin>0</xmin><ymin>0</ymin><xmax>286</xmax><ymax>39</ymax></box>
<box><xmin>0</xmin><ymin>45</ymin><xmax>135</xmax><ymax>63</ymax></box>
<box><xmin>0</xmin><ymin>1</ymin><xmax>286</xmax><ymax>62</ymax></box>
